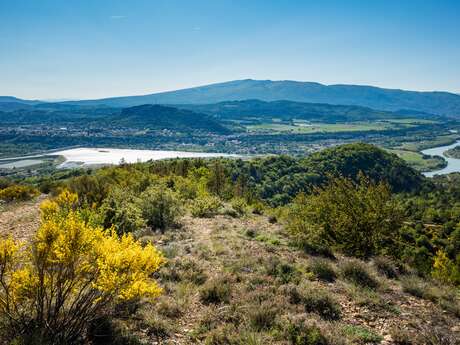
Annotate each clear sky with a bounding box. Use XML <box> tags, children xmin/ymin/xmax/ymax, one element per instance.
<box><xmin>1</xmin><ymin>0</ymin><xmax>459</xmax><ymax>100</ymax></box>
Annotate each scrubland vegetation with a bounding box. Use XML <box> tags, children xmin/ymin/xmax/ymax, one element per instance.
<box><xmin>0</xmin><ymin>143</ymin><xmax>459</xmax><ymax>344</ymax></box>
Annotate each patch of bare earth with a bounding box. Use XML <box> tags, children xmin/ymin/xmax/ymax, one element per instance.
<box><xmin>0</xmin><ymin>195</ymin><xmax>45</xmax><ymax>242</ymax></box>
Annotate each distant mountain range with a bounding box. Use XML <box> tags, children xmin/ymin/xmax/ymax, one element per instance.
<box><xmin>0</xmin><ymin>96</ymin><xmax>41</xmax><ymax>105</ymax></box>
<box><xmin>59</xmin><ymin>79</ymin><xmax>460</xmax><ymax>117</ymax></box>
<box><xmin>2</xmin><ymin>79</ymin><xmax>460</xmax><ymax>118</ymax></box>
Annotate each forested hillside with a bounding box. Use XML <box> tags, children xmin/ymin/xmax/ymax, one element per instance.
<box><xmin>177</xmin><ymin>100</ymin><xmax>431</xmax><ymax>122</ymax></box>
<box><xmin>116</xmin><ymin>104</ymin><xmax>230</xmax><ymax>133</ymax></box>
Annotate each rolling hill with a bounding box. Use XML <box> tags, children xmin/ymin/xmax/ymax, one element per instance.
<box><xmin>0</xmin><ymin>97</ymin><xmax>42</xmax><ymax>111</ymax></box>
<box><xmin>62</xmin><ymin>79</ymin><xmax>460</xmax><ymax>117</ymax></box>
<box><xmin>112</xmin><ymin>104</ymin><xmax>230</xmax><ymax>134</ymax></box>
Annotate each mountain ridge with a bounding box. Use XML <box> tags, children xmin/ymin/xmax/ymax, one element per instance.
<box><xmin>59</xmin><ymin>79</ymin><xmax>460</xmax><ymax>117</ymax></box>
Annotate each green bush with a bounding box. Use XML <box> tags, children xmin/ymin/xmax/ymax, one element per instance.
<box><xmin>340</xmin><ymin>260</ymin><xmax>379</xmax><ymax>290</ymax></box>
<box><xmin>278</xmin><ymin>317</ymin><xmax>329</xmax><ymax>345</ymax></box>
<box><xmin>251</xmin><ymin>201</ymin><xmax>265</xmax><ymax>215</ymax></box>
<box><xmin>0</xmin><ymin>184</ymin><xmax>39</xmax><ymax>202</ymax></box>
<box><xmin>0</xmin><ymin>177</ymin><xmax>12</xmax><ymax>190</ymax></box>
<box><xmin>264</xmin><ymin>257</ymin><xmax>298</xmax><ymax>284</ymax></box>
<box><xmin>67</xmin><ymin>174</ymin><xmax>109</xmax><ymax>206</ymax></box>
<box><xmin>301</xmin><ymin>288</ymin><xmax>341</xmax><ymax>320</ymax></box>
<box><xmin>230</xmin><ymin>197</ymin><xmax>248</xmax><ymax>217</ymax></box>
<box><xmin>138</xmin><ymin>184</ymin><xmax>183</xmax><ymax>231</ymax></box>
<box><xmin>100</xmin><ymin>187</ymin><xmax>145</xmax><ymax>233</ymax></box>
<box><xmin>190</xmin><ymin>194</ymin><xmax>222</xmax><ymax>218</ymax></box>
<box><xmin>309</xmin><ymin>259</ymin><xmax>337</xmax><ymax>282</ymax></box>
<box><xmin>287</xmin><ymin>176</ymin><xmax>403</xmax><ymax>259</ymax></box>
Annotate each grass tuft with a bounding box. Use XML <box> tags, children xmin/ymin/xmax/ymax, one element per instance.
<box><xmin>340</xmin><ymin>260</ymin><xmax>379</xmax><ymax>290</ymax></box>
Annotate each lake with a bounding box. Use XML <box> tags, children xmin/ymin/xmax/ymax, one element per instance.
<box><xmin>421</xmin><ymin>140</ymin><xmax>460</xmax><ymax>177</ymax></box>
<box><xmin>50</xmin><ymin>147</ymin><xmax>239</xmax><ymax>168</ymax></box>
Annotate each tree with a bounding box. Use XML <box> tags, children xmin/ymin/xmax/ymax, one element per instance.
<box><xmin>287</xmin><ymin>175</ymin><xmax>404</xmax><ymax>258</ymax></box>
<box><xmin>100</xmin><ymin>186</ymin><xmax>145</xmax><ymax>234</ymax></box>
<box><xmin>207</xmin><ymin>160</ymin><xmax>228</xmax><ymax>198</ymax></box>
<box><xmin>0</xmin><ymin>191</ymin><xmax>164</xmax><ymax>344</ymax></box>
<box><xmin>138</xmin><ymin>184</ymin><xmax>183</xmax><ymax>231</ymax></box>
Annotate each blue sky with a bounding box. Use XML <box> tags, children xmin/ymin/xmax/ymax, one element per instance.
<box><xmin>0</xmin><ymin>0</ymin><xmax>459</xmax><ymax>99</ymax></box>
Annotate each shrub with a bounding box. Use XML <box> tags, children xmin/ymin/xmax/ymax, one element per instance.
<box><xmin>390</xmin><ymin>327</ymin><xmax>413</xmax><ymax>345</ymax></box>
<box><xmin>340</xmin><ymin>260</ymin><xmax>379</xmax><ymax>290</ymax></box>
<box><xmin>280</xmin><ymin>284</ymin><xmax>303</xmax><ymax>305</ymax></box>
<box><xmin>200</xmin><ymin>276</ymin><xmax>231</xmax><ymax>304</ymax></box>
<box><xmin>248</xmin><ymin>301</ymin><xmax>278</xmax><ymax>331</ymax></box>
<box><xmin>87</xmin><ymin>317</ymin><xmax>143</xmax><ymax>345</ymax></box>
<box><xmin>400</xmin><ymin>275</ymin><xmax>429</xmax><ymax>299</ymax></box>
<box><xmin>0</xmin><ymin>184</ymin><xmax>39</xmax><ymax>202</ymax></box>
<box><xmin>268</xmin><ymin>215</ymin><xmax>278</xmax><ymax>224</ymax></box>
<box><xmin>230</xmin><ymin>197</ymin><xmax>248</xmax><ymax>217</ymax></box>
<box><xmin>278</xmin><ymin>316</ymin><xmax>328</xmax><ymax>345</ymax></box>
<box><xmin>0</xmin><ymin>177</ymin><xmax>12</xmax><ymax>189</ymax></box>
<box><xmin>100</xmin><ymin>187</ymin><xmax>145</xmax><ymax>234</ymax></box>
<box><xmin>159</xmin><ymin>258</ymin><xmax>207</xmax><ymax>285</ymax></box>
<box><xmin>251</xmin><ymin>201</ymin><xmax>265</xmax><ymax>215</ymax></box>
<box><xmin>138</xmin><ymin>184</ymin><xmax>183</xmax><ymax>231</ymax></box>
<box><xmin>431</xmin><ymin>250</ymin><xmax>459</xmax><ymax>285</ymax></box>
<box><xmin>141</xmin><ymin>314</ymin><xmax>173</xmax><ymax>339</ymax></box>
<box><xmin>301</xmin><ymin>288</ymin><xmax>341</xmax><ymax>320</ymax></box>
<box><xmin>399</xmin><ymin>275</ymin><xmax>455</xmax><ymax>307</ymax></box>
<box><xmin>67</xmin><ymin>174</ymin><xmax>110</xmax><ymax>206</ymax></box>
<box><xmin>342</xmin><ymin>325</ymin><xmax>383</xmax><ymax>344</ymax></box>
<box><xmin>286</xmin><ymin>176</ymin><xmax>403</xmax><ymax>259</ymax></box>
<box><xmin>0</xmin><ymin>191</ymin><xmax>165</xmax><ymax>344</ymax></box>
<box><xmin>245</xmin><ymin>228</ymin><xmax>257</xmax><ymax>238</ymax></box>
<box><xmin>173</xmin><ymin>175</ymin><xmax>199</xmax><ymax>200</ymax></box>
<box><xmin>309</xmin><ymin>259</ymin><xmax>337</xmax><ymax>282</ymax></box>
<box><xmin>264</xmin><ymin>257</ymin><xmax>298</xmax><ymax>283</ymax></box>
<box><xmin>203</xmin><ymin>324</ymin><xmax>238</xmax><ymax>345</ymax></box>
<box><xmin>156</xmin><ymin>297</ymin><xmax>183</xmax><ymax>318</ymax></box>
<box><xmin>373</xmin><ymin>256</ymin><xmax>399</xmax><ymax>279</ymax></box>
<box><xmin>190</xmin><ymin>194</ymin><xmax>222</xmax><ymax>218</ymax></box>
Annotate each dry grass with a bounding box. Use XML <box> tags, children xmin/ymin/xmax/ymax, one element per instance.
<box><xmin>4</xmin><ymin>202</ymin><xmax>460</xmax><ymax>344</ymax></box>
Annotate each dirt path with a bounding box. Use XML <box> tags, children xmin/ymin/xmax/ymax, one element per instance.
<box><xmin>0</xmin><ymin>195</ymin><xmax>45</xmax><ymax>242</ymax></box>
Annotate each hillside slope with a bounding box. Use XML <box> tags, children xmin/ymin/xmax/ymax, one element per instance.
<box><xmin>114</xmin><ymin>104</ymin><xmax>231</xmax><ymax>134</ymax></box>
<box><xmin>1</xmin><ymin>199</ymin><xmax>458</xmax><ymax>345</ymax></box>
<box><xmin>63</xmin><ymin>79</ymin><xmax>460</xmax><ymax>117</ymax></box>
<box><xmin>176</xmin><ymin>100</ymin><xmax>432</xmax><ymax>122</ymax></box>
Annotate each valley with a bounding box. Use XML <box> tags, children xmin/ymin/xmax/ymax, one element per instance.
<box><xmin>1</xmin><ymin>90</ymin><xmax>460</xmax><ymax>179</ymax></box>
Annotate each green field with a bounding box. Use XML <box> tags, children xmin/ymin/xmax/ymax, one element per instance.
<box><xmin>399</xmin><ymin>134</ymin><xmax>459</xmax><ymax>152</ymax></box>
<box><xmin>385</xmin><ymin>118</ymin><xmax>439</xmax><ymax>125</ymax></box>
<box><xmin>246</xmin><ymin>121</ymin><xmax>397</xmax><ymax>134</ymax></box>
<box><xmin>387</xmin><ymin>149</ymin><xmax>446</xmax><ymax>171</ymax></box>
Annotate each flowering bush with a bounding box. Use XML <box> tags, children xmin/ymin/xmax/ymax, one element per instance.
<box><xmin>0</xmin><ymin>184</ymin><xmax>39</xmax><ymax>202</ymax></box>
<box><xmin>0</xmin><ymin>191</ymin><xmax>165</xmax><ymax>344</ymax></box>
<box><xmin>190</xmin><ymin>193</ymin><xmax>222</xmax><ymax>218</ymax></box>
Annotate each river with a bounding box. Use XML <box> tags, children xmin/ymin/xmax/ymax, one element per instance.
<box><xmin>421</xmin><ymin>140</ymin><xmax>460</xmax><ymax>177</ymax></box>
